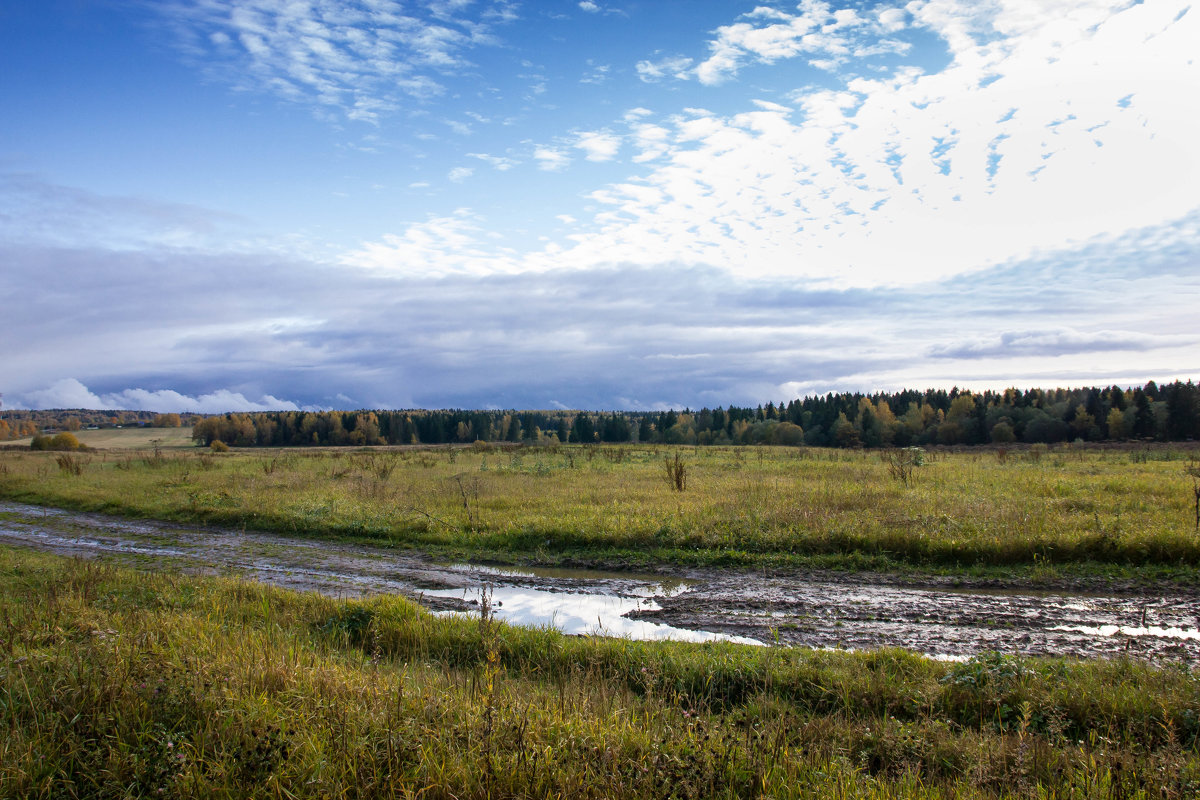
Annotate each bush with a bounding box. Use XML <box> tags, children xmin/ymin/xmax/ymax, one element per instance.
<box><xmin>50</xmin><ymin>432</ymin><xmax>81</xmax><ymax>451</ymax></box>
<box><xmin>31</xmin><ymin>432</ymin><xmax>82</xmax><ymax>451</ymax></box>
<box><xmin>210</xmin><ymin>440</ymin><xmax>230</xmax><ymax>453</ymax></box>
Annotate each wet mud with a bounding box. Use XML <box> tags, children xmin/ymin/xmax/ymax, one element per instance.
<box><xmin>2</xmin><ymin>501</ymin><xmax>1198</xmax><ymax>660</ymax></box>
<box><xmin>630</xmin><ymin>572</ymin><xmax>1200</xmax><ymax>661</ymax></box>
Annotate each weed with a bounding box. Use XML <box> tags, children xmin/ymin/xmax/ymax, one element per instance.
<box><xmin>882</xmin><ymin>447</ymin><xmax>924</xmax><ymax>486</ymax></box>
<box><xmin>664</xmin><ymin>452</ymin><xmax>687</xmax><ymax>491</ymax></box>
<box><xmin>54</xmin><ymin>452</ymin><xmax>87</xmax><ymax>476</ymax></box>
<box><xmin>1187</xmin><ymin>458</ymin><xmax>1200</xmax><ymax>531</ymax></box>
<box><xmin>455</xmin><ymin>473</ymin><xmax>479</xmax><ymax>531</ymax></box>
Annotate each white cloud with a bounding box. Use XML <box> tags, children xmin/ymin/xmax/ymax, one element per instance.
<box><xmin>447</xmin><ymin>166</ymin><xmax>475</xmax><ymax>182</ymax></box>
<box><xmin>574</xmin><ymin>130</ymin><xmax>621</xmax><ymax>162</ymax></box>
<box><xmin>580</xmin><ymin>63</ymin><xmax>611</xmax><ymax>84</ymax></box>
<box><xmin>20</xmin><ymin>379</ymin><xmax>104</xmax><ymax>410</ymax></box>
<box><xmin>578</xmin><ymin>1</ymin><xmax>599</xmax><ymax>12</ymax></box>
<box><xmin>533</xmin><ymin>146</ymin><xmax>571</xmax><ymax>171</ymax></box>
<box><xmin>17</xmin><ymin>378</ymin><xmax>303</xmax><ymax>413</ymax></box>
<box><xmin>172</xmin><ymin>0</ymin><xmax>1199</xmax><ymax>299</ymax></box>
<box><xmin>636</xmin><ymin>2</ymin><xmax>911</xmax><ymax>85</ymax></box>
<box><xmin>876</xmin><ymin>7</ymin><xmax>908</xmax><ymax>33</ymax></box>
<box><xmin>692</xmin><ymin>0</ymin><xmax>900</xmax><ymax>85</ymax></box>
<box><xmin>156</xmin><ymin>0</ymin><xmax>516</xmax><ymax>123</ymax></box>
<box><xmin>636</xmin><ymin>54</ymin><xmax>694</xmax><ymax>82</ymax></box>
<box><xmin>468</xmin><ymin>153</ymin><xmax>518</xmax><ymax>170</ymax></box>
<box><xmin>342</xmin><ymin>208</ymin><xmax>519</xmax><ymax>276</ymax></box>
<box><xmin>510</xmin><ymin>0</ymin><xmax>1200</xmax><ymax>287</ymax></box>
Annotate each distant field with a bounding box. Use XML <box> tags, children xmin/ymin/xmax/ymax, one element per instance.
<box><xmin>2</xmin><ymin>441</ymin><xmax>1199</xmax><ymax>578</ymax></box>
<box><xmin>5</xmin><ymin>426</ymin><xmax>195</xmax><ymax>450</ymax></box>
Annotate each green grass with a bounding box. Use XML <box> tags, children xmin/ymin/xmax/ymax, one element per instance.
<box><xmin>1</xmin><ymin>545</ymin><xmax>1197</xmax><ymax>798</ymax></box>
<box><xmin>2</xmin><ymin>443</ymin><xmax>1200</xmax><ymax>580</ymax></box>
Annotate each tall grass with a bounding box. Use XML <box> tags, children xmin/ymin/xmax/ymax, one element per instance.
<box><xmin>3</xmin><ymin>443</ymin><xmax>1200</xmax><ymax>576</ymax></box>
<box><xmin>1</xmin><ymin>546</ymin><xmax>1198</xmax><ymax>798</ymax></box>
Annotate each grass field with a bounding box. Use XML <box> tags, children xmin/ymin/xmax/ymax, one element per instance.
<box><xmin>1</xmin><ymin>545</ymin><xmax>1197</xmax><ymax>798</ymax></box>
<box><xmin>1</xmin><ymin>441</ymin><xmax>1198</xmax><ymax>579</ymax></box>
<box><xmin>5</xmin><ymin>426</ymin><xmax>195</xmax><ymax>450</ymax></box>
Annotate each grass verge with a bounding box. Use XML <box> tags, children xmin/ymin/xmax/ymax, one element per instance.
<box><xmin>2</xmin><ymin>545</ymin><xmax>1198</xmax><ymax>798</ymax></box>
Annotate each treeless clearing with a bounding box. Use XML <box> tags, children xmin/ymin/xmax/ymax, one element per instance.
<box><xmin>6</xmin><ymin>426</ymin><xmax>195</xmax><ymax>450</ymax></box>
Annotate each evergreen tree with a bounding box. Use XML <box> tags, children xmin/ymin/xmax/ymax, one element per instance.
<box><xmin>1132</xmin><ymin>389</ymin><xmax>1156</xmax><ymax>438</ymax></box>
<box><xmin>1166</xmin><ymin>381</ymin><xmax>1200</xmax><ymax>440</ymax></box>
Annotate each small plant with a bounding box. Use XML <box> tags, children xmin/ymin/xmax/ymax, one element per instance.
<box><xmin>209</xmin><ymin>440</ymin><xmax>230</xmax><ymax>453</ymax></box>
<box><xmin>54</xmin><ymin>452</ymin><xmax>86</xmax><ymax>476</ymax></box>
<box><xmin>1187</xmin><ymin>458</ymin><xmax>1200</xmax><ymax>531</ymax></box>
<box><xmin>477</xmin><ymin>584</ymin><xmax>501</xmax><ymax>791</ymax></box>
<box><xmin>455</xmin><ymin>473</ymin><xmax>479</xmax><ymax>531</ymax></box>
<box><xmin>882</xmin><ymin>447</ymin><xmax>924</xmax><ymax>486</ymax></box>
<box><xmin>354</xmin><ymin>452</ymin><xmax>397</xmax><ymax>482</ymax></box>
<box><xmin>664</xmin><ymin>452</ymin><xmax>686</xmax><ymax>491</ymax></box>
<box><xmin>142</xmin><ymin>439</ymin><xmax>166</xmax><ymax>468</ymax></box>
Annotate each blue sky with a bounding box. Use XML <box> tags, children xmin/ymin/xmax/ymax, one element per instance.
<box><xmin>2</xmin><ymin>0</ymin><xmax>1198</xmax><ymax>412</ymax></box>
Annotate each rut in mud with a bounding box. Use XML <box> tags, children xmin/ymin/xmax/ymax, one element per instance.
<box><xmin>2</xmin><ymin>501</ymin><xmax>1198</xmax><ymax>661</ymax></box>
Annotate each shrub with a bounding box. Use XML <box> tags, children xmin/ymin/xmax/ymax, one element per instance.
<box><xmin>210</xmin><ymin>440</ymin><xmax>230</xmax><ymax>453</ymax></box>
<box><xmin>31</xmin><ymin>432</ymin><xmax>82</xmax><ymax>451</ymax></box>
<box><xmin>50</xmin><ymin>432</ymin><xmax>81</xmax><ymax>451</ymax></box>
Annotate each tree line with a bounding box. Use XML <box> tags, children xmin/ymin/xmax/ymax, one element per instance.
<box><xmin>187</xmin><ymin>379</ymin><xmax>1200</xmax><ymax>449</ymax></box>
<box><xmin>0</xmin><ymin>409</ymin><xmax>195</xmax><ymax>441</ymax></box>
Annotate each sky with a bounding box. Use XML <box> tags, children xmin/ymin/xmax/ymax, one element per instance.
<box><xmin>1</xmin><ymin>0</ymin><xmax>1198</xmax><ymax>413</ymax></box>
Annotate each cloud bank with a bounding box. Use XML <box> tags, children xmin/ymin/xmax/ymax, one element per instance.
<box><xmin>16</xmin><ymin>379</ymin><xmax>304</xmax><ymax>413</ymax></box>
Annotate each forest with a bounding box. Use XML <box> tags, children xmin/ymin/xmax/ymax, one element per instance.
<box><xmin>183</xmin><ymin>380</ymin><xmax>1200</xmax><ymax>449</ymax></box>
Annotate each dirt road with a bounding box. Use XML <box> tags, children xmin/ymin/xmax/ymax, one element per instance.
<box><xmin>2</xmin><ymin>501</ymin><xmax>1197</xmax><ymax>660</ymax></box>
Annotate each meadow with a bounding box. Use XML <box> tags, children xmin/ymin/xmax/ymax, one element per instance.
<box><xmin>0</xmin><ymin>442</ymin><xmax>1198</xmax><ymax>579</ymax></box>
<box><xmin>4</xmin><ymin>426</ymin><xmax>195</xmax><ymax>451</ymax></box>
<box><xmin>3</xmin><ymin>442</ymin><xmax>1200</xmax><ymax>796</ymax></box>
<box><xmin>1</xmin><ymin>546</ymin><xmax>1198</xmax><ymax>798</ymax></box>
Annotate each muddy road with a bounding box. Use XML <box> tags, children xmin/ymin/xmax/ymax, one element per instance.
<box><xmin>2</xmin><ymin>501</ymin><xmax>1197</xmax><ymax>661</ymax></box>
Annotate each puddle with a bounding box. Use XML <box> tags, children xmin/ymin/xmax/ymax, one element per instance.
<box><xmin>1050</xmin><ymin>624</ymin><xmax>1200</xmax><ymax>641</ymax></box>
<box><xmin>2</xmin><ymin>501</ymin><xmax>1198</xmax><ymax>661</ymax></box>
<box><xmin>426</xmin><ymin>583</ymin><xmax>761</xmax><ymax>645</ymax></box>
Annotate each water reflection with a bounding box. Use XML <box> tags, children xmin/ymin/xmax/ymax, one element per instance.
<box><xmin>1050</xmin><ymin>624</ymin><xmax>1200</xmax><ymax>641</ymax></box>
<box><xmin>427</xmin><ymin>583</ymin><xmax>762</xmax><ymax>645</ymax></box>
